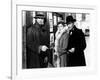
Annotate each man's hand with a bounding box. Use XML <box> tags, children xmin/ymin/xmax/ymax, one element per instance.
<box><xmin>41</xmin><ymin>45</ymin><xmax>48</xmax><ymax>52</ymax></box>
<box><xmin>38</xmin><ymin>45</ymin><xmax>48</xmax><ymax>53</ymax></box>
<box><xmin>68</xmin><ymin>48</ymin><xmax>75</xmax><ymax>53</ymax></box>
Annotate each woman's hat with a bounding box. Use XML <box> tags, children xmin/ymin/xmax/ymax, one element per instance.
<box><xmin>66</xmin><ymin>16</ymin><xmax>76</xmax><ymax>24</ymax></box>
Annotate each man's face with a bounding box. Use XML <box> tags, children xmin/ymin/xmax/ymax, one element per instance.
<box><xmin>67</xmin><ymin>22</ymin><xmax>74</xmax><ymax>30</ymax></box>
<box><xmin>36</xmin><ymin>18</ymin><xmax>44</xmax><ymax>25</ymax></box>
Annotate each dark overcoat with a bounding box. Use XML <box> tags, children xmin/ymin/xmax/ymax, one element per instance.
<box><xmin>26</xmin><ymin>22</ymin><xmax>49</xmax><ymax>68</ymax></box>
<box><xmin>26</xmin><ymin>23</ymin><xmax>40</xmax><ymax>68</ymax></box>
<box><xmin>66</xmin><ymin>26</ymin><xmax>86</xmax><ymax>67</ymax></box>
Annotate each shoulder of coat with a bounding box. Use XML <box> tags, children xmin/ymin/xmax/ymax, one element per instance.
<box><xmin>27</xmin><ymin>25</ymin><xmax>36</xmax><ymax>33</ymax></box>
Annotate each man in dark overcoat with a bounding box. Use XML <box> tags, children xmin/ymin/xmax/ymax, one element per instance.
<box><xmin>26</xmin><ymin>13</ymin><xmax>50</xmax><ymax>68</ymax></box>
<box><xmin>66</xmin><ymin>16</ymin><xmax>86</xmax><ymax>66</ymax></box>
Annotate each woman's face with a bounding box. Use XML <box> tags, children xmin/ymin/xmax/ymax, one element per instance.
<box><xmin>58</xmin><ymin>24</ymin><xmax>64</xmax><ymax>31</ymax></box>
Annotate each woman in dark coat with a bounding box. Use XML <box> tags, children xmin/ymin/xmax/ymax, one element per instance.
<box><xmin>66</xmin><ymin>16</ymin><xmax>86</xmax><ymax>67</ymax></box>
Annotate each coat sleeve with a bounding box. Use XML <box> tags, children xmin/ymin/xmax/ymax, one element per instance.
<box><xmin>58</xmin><ymin>32</ymin><xmax>69</xmax><ymax>55</ymax></box>
<box><xmin>75</xmin><ymin>30</ymin><xmax>86</xmax><ymax>51</ymax></box>
<box><xmin>26</xmin><ymin>28</ymin><xmax>39</xmax><ymax>53</ymax></box>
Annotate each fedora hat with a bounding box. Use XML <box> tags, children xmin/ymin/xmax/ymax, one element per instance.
<box><xmin>66</xmin><ymin>16</ymin><xmax>76</xmax><ymax>24</ymax></box>
<box><xmin>34</xmin><ymin>13</ymin><xmax>45</xmax><ymax>19</ymax></box>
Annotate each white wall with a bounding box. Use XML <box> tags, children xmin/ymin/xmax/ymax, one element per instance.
<box><xmin>0</xmin><ymin>0</ymin><xmax>100</xmax><ymax>80</ymax></box>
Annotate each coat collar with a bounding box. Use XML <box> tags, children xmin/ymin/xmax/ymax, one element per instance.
<box><xmin>33</xmin><ymin>22</ymin><xmax>47</xmax><ymax>32</ymax></box>
<box><xmin>69</xmin><ymin>25</ymin><xmax>77</xmax><ymax>35</ymax></box>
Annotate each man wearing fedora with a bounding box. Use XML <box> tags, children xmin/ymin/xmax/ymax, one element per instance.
<box><xmin>66</xmin><ymin>16</ymin><xmax>86</xmax><ymax>66</ymax></box>
<box><xmin>26</xmin><ymin>13</ymin><xmax>50</xmax><ymax>68</ymax></box>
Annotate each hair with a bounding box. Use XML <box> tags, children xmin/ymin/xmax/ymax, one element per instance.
<box><xmin>57</xmin><ymin>21</ymin><xmax>65</xmax><ymax>27</ymax></box>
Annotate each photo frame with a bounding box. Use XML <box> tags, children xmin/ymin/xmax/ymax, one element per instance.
<box><xmin>11</xmin><ymin>0</ymin><xmax>97</xmax><ymax>80</ymax></box>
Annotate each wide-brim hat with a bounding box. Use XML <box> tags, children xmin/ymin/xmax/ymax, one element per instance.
<box><xmin>34</xmin><ymin>14</ymin><xmax>45</xmax><ymax>19</ymax></box>
<box><xmin>66</xmin><ymin>16</ymin><xmax>76</xmax><ymax>24</ymax></box>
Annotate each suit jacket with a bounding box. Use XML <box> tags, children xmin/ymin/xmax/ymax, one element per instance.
<box><xmin>66</xmin><ymin>26</ymin><xmax>86</xmax><ymax>66</ymax></box>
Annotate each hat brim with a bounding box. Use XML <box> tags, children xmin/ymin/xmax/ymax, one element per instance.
<box><xmin>66</xmin><ymin>19</ymin><xmax>76</xmax><ymax>24</ymax></box>
<box><xmin>34</xmin><ymin>15</ymin><xmax>45</xmax><ymax>19</ymax></box>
